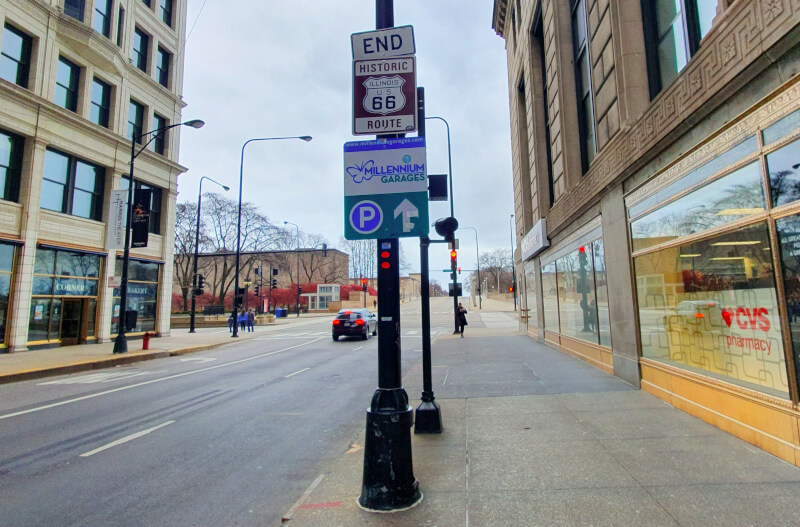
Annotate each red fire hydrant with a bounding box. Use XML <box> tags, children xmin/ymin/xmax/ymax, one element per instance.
<box><xmin>142</xmin><ymin>331</ymin><xmax>153</xmax><ymax>350</ymax></box>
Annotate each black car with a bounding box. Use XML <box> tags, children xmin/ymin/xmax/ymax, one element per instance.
<box><xmin>332</xmin><ymin>308</ymin><xmax>377</xmax><ymax>341</ymax></box>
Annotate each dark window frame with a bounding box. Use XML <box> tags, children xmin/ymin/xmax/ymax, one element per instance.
<box><xmin>152</xmin><ymin>113</ymin><xmax>167</xmax><ymax>155</ymax></box>
<box><xmin>92</xmin><ymin>0</ymin><xmax>112</xmax><ymax>37</ymax></box>
<box><xmin>0</xmin><ymin>129</ymin><xmax>23</xmax><ymax>203</ymax></box>
<box><xmin>531</xmin><ymin>6</ymin><xmax>554</xmax><ymax>207</ymax></box>
<box><xmin>132</xmin><ymin>27</ymin><xmax>149</xmax><ymax>72</ymax></box>
<box><xmin>55</xmin><ymin>56</ymin><xmax>80</xmax><ymax>112</ymax></box>
<box><xmin>571</xmin><ymin>0</ymin><xmax>596</xmax><ymax>173</ymax></box>
<box><xmin>41</xmin><ymin>148</ymin><xmax>105</xmax><ymax>221</ymax></box>
<box><xmin>116</xmin><ymin>7</ymin><xmax>125</xmax><ymax>47</ymax></box>
<box><xmin>159</xmin><ymin>0</ymin><xmax>173</xmax><ymax>27</ymax></box>
<box><xmin>128</xmin><ymin>99</ymin><xmax>145</xmax><ymax>144</ymax></box>
<box><xmin>64</xmin><ymin>0</ymin><xmax>86</xmax><ymax>22</ymax></box>
<box><xmin>155</xmin><ymin>46</ymin><xmax>170</xmax><ymax>88</ymax></box>
<box><xmin>1</xmin><ymin>24</ymin><xmax>33</xmax><ymax>89</ymax></box>
<box><xmin>89</xmin><ymin>77</ymin><xmax>111</xmax><ymax>127</ymax></box>
<box><xmin>641</xmin><ymin>0</ymin><xmax>705</xmax><ymax>99</ymax></box>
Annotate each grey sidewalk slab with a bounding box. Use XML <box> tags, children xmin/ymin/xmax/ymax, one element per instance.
<box><xmin>286</xmin><ymin>332</ymin><xmax>800</xmax><ymax>527</ymax></box>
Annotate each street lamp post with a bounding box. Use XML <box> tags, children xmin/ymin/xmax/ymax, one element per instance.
<box><xmin>190</xmin><ymin>176</ymin><xmax>229</xmax><ymax>333</ymax></box>
<box><xmin>113</xmin><ymin>119</ymin><xmax>205</xmax><ymax>354</ymax></box>
<box><xmin>231</xmin><ymin>136</ymin><xmax>311</xmax><ymax>338</ymax></box>
<box><xmin>510</xmin><ymin>214</ymin><xmax>517</xmax><ymax>311</ymax></box>
<box><xmin>425</xmin><ymin>116</ymin><xmax>459</xmax><ymax>332</ymax></box>
<box><xmin>462</xmin><ymin>226</ymin><xmax>481</xmax><ymax>310</ymax></box>
<box><xmin>283</xmin><ymin>221</ymin><xmax>301</xmax><ymax>317</ymax></box>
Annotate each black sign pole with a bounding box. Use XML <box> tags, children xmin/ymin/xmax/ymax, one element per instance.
<box><xmin>358</xmin><ymin>0</ymin><xmax>422</xmax><ymax>512</ymax></box>
<box><xmin>414</xmin><ymin>86</ymin><xmax>442</xmax><ymax>434</ymax></box>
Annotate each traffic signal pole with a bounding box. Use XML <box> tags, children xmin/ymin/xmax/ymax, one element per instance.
<box><xmin>358</xmin><ymin>0</ymin><xmax>421</xmax><ymax>512</ymax></box>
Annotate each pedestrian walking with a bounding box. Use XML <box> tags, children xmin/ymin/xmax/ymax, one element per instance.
<box><xmin>238</xmin><ymin>310</ymin><xmax>247</xmax><ymax>331</ymax></box>
<box><xmin>228</xmin><ymin>313</ymin><xmax>234</xmax><ymax>333</ymax></box>
<box><xmin>247</xmin><ymin>309</ymin><xmax>255</xmax><ymax>332</ymax></box>
<box><xmin>456</xmin><ymin>303</ymin><xmax>468</xmax><ymax>337</ymax></box>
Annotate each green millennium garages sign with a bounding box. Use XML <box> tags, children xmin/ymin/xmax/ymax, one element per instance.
<box><xmin>344</xmin><ymin>137</ymin><xmax>429</xmax><ymax>240</ymax></box>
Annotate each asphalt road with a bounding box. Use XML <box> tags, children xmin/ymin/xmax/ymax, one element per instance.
<box><xmin>0</xmin><ymin>299</ymin><xmax>459</xmax><ymax>526</ymax></box>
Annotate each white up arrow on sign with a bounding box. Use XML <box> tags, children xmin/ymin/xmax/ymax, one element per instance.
<box><xmin>394</xmin><ymin>199</ymin><xmax>419</xmax><ymax>233</ymax></box>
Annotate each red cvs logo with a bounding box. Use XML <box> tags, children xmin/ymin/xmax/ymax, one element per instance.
<box><xmin>722</xmin><ymin>307</ymin><xmax>770</xmax><ymax>331</ymax></box>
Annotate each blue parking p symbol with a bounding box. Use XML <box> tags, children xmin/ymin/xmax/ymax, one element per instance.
<box><xmin>350</xmin><ymin>200</ymin><xmax>382</xmax><ymax>234</ymax></box>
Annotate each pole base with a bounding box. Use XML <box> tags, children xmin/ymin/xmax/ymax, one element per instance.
<box><xmin>414</xmin><ymin>400</ymin><xmax>442</xmax><ymax>434</ymax></box>
<box><xmin>359</xmin><ymin>389</ymin><xmax>422</xmax><ymax>512</ymax></box>
<box><xmin>112</xmin><ymin>334</ymin><xmax>127</xmax><ymax>354</ymax></box>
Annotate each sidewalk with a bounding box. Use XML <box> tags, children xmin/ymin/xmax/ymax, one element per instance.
<box><xmin>285</xmin><ymin>314</ymin><xmax>800</xmax><ymax>526</ymax></box>
<box><xmin>0</xmin><ymin>313</ymin><xmax>329</xmax><ymax>384</ymax></box>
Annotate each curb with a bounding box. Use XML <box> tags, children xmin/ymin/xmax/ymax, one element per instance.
<box><xmin>0</xmin><ymin>340</ymin><xmax>233</xmax><ymax>385</ymax></box>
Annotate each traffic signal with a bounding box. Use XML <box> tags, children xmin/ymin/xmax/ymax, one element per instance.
<box><xmin>322</xmin><ymin>243</ymin><xmax>327</xmax><ymax>257</ymax></box>
<box><xmin>450</xmin><ymin>250</ymin><xmax>457</xmax><ymax>271</ymax></box>
<box><xmin>271</xmin><ymin>279</ymin><xmax>277</xmax><ymax>288</ymax></box>
<box><xmin>297</xmin><ymin>285</ymin><xmax>302</xmax><ymax>295</ymax></box>
<box><xmin>197</xmin><ymin>274</ymin><xmax>205</xmax><ymax>289</ymax></box>
<box><xmin>272</xmin><ymin>268</ymin><xmax>278</xmax><ymax>276</ymax></box>
<box><xmin>254</xmin><ymin>286</ymin><xmax>260</xmax><ymax>295</ymax></box>
<box><xmin>254</xmin><ymin>266</ymin><xmax>261</xmax><ymax>276</ymax></box>
<box><xmin>361</xmin><ymin>277</ymin><xmax>367</xmax><ymax>292</ymax></box>
<box><xmin>508</xmin><ymin>286</ymin><xmax>514</xmax><ymax>293</ymax></box>
<box><xmin>457</xmin><ymin>266</ymin><xmax>461</xmax><ymax>275</ymax></box>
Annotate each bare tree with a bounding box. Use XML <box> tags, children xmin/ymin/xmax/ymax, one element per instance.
<box><xmin>479</xmin><ymin>248</ymin><xmax>513</xmax><ymax>293</ymax></box>
<box><xmin>339</xmin><ymin>237</ymin><xmax>376</xmax><ymax>279</ymax></box>
<box><xmin>174</xmin><ymin>202</ymin><xmax>199</xmax><ymax>310</ymax></box>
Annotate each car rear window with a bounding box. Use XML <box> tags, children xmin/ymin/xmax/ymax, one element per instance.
<box><xmin>337</xmin><ymin>311</ymin><xmax>361</xmax><ymax>321</ymax></box>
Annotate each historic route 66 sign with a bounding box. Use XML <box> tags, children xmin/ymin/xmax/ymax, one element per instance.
<box><xmin>353</xmin><ymin>57</ymin><xmax>416</xmax><ymax>135</ymax></box>
<box><xmin>363</xmin><ymin>76</ymin><xmax>406</xmax><ymax>115</ymax></box>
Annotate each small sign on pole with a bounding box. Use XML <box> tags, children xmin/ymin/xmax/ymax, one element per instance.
<box><xmin>106</xmin><ymin>190</ymin><xmax>127</xmax><ymax>251</ymax></box>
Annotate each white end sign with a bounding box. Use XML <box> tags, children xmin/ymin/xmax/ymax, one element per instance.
<box><xmin>351</xmin><ymin>26</ymin><xmax>415</xmax><ymax>60</ymax></box>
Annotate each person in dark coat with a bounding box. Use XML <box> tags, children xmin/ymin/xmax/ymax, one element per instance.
<box><xmin>456</xmin><ymin>303</ymin><xmax>468</xmax><ymax>337</ymax></box>
<box><xmin>228</xmin><ymin>313</ymin><xmax>235</xmax><ymax>332</ymax></box>
<box><xmin>247</xmin><ymin>309</ymin><xmax>255</xmax><ymax>332</ymax></box>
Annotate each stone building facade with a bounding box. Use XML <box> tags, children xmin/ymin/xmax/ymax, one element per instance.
<box><xmin>493</xmin><ymin>0</ymin><xmax>800</xmax><ymax>466</ymax></box>
<box><xmin>0</xmin><ymin>0</ymin><xmax>193</xmax><ymax>349</ymax></box>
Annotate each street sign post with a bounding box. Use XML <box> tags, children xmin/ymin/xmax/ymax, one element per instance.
<box><xmin>353</xmin><ymin>57</ymin><xmax>417</xmax><ymax>135</ymax></box>
<box><xmin>344</xmin><ymin>137</ymin><xmax>429</xmax><ymax>240</ymax></box>
<box><xmin>351</xmin><ymin>25</ymin><xmax>415</xmax><ymax>60</ymax></box>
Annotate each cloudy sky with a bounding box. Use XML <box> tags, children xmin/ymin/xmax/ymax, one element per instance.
<box><xmin>178</xmin><ymin>1</ymin><xmax>513</xmax><ymax>279</ymax></box>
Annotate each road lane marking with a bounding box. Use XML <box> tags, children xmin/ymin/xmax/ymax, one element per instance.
<box><xmin>179</xmin><ymin>357</ymin><xmax>217</xmax><ymax>363</ymax></box>
<box><xmin>352</xmin><ymin>346</ymin><xmax>363</xmax><ymax>351</ymax></box>
<box><xmin>80</xmin><ymin>420</ymin><xmax>175</xmax><ymax>457</ymax></box>
<box><xmin>0</xmin><ymin>337</ymin><xmax>325</xmax><ymax>421</ymax></box>
<box><xmin>284</xmin><ymin>368</ymin><xmax>310</xmax><ymax>378</ymax></box>
<box><xmin>38</xmin><ymin>370</ymin><xmax>166</xmax><ymax>385</ymax></box>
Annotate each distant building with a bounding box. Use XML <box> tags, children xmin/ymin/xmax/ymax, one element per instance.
<box><xmin>493</xmin><ymin>1</ymin><xmax>800</xmax><ymax>466</ymax></box>
<box><xmin>173</xmin><ymin>248</ymin><xmax>349</xmax><ymax>307</ymax></box>
<box><xmin>0</xmin><ymin>0</ymin><xmax>192</xmax><ymax>349</ymax></box>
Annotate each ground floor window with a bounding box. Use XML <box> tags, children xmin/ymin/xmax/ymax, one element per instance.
<box><xmin>111</xmin><ymin>258</ymin><xmax>160</xmax><ymax>334</ymax></box>
<box><xmin>29</xmin><ymin>247</ymin><xmax>101</xmax><ymax>344</ymax></box>
<box><xmin>634</xmin><ymin>222</ymin><xmax>789</xmax><ymax>398</ymax></box>
<box><xmin>0</xmin><ymin>242</ymin><xmax>15</xmax><ymax>346</ymax></box>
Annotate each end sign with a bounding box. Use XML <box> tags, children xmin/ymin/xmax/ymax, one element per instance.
<box><xmin>351</xmin><ymin>26</ymin><xmax>417</xmax><ymax>136</ymax></box>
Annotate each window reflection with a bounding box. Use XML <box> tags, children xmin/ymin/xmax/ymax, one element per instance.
<box><xmin>631</xmin><ymin>162</ymin><xmax>765</xmax><ymax>251</ymax></box>
<box><xmin>767</xmin><ymin>138</ymin><xmax>800</xmax><ymax>207</ymax></box>
<box><xmin>634</xmin><ymin>222</ymin><xmax>788</xmax><ymax>397</ymax></box>
<box><xmin>592</xmin><ymin>239</ymin><xmax>611</xmax><ymax>347</ymax></box>
<box><xmin>524</xmin><ymin>262</ymin><xmax>537</xmax><ymax>327</ymax></box>
<box><xmin>776</xmin><ymin>214</ymin><xmax>800</xmax><ymax>385</ymax></box>
<box><xmin>541</xmin><ymin>262</ymin><xmax>559</xmax><ymax>333</ymax></box>
<box><xmin>557</xmin><ymin>247</ymin><xmax>597</xmax><ymax>343</ymax></box>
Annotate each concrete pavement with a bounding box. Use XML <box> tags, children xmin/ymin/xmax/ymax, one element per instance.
<box><xmin>0</xmin><ymin>313</ymin><xmax>332</xmax><ymax>384</ymax></box>
<box><xmin>284</xmin><ymin>310</ymin><xmax>800</xmax><ymax>527</ymax></box>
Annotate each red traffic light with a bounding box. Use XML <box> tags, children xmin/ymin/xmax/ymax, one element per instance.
<box><xmin>450</xmin><ymin>250</ymin><xmax>457</xmax><ymax>260</ymax></box>
<box><xmin>508</xmin><ymin>286</ymin><xmax>513</xmax><ymax>292</ymax></box>
<box><xmin>361</xmin><ymin>278</ymin><xmax>367</xmax><ymax>285</ymax></box>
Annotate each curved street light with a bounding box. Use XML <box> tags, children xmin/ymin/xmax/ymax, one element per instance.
<box><xmin>189</xmin><ymin>176</ymin><xmax>229</xmax><ymax>333</ymax></box>
<box><xmin>283</xmin><ymin>221</ymin><xmax>301</xmax><ymax>317</ymax></box>
<box><xmin>114</xmin><ymin>119</ymin><xmax>205</xmax><ymax>354</ymax></box>
<box><xmin>231</xmin><ymin>136</ymin><xmax>312</xmax><ymax>338</ymax></box>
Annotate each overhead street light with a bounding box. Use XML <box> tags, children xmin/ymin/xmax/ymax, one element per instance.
<box><xmin>283</xmin><ymin>220</ymin><xmax>301</xmax><ymax>317</ymax></box>
<box><xmin>231</xmin><ymin>136</ymin><xmax>312</xmax><ymax>338</ymax></box>
<box><xmin>189</xmin><ymin>176</ymin><xmax>229</xmax><ymax>333</ymax></box>
<box><xmin>113</xmin><ymin>119</ymin><xmax>205</xmax><ymax>354</ymax></box>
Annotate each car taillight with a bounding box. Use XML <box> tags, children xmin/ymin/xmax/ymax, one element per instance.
<box><xmin>332</xmin><ymin>320</ymin><xmax>340</xmax><ymax>325</ymax></box>
<box><xmin>695</xmin><ymin>313</ymin><xmax>705</xmax><ymax>319</ymax></box>
<box><xmin>356</xmin><ymin>319</ymin><xmax>365</xmax><ymax>326</ymax></box>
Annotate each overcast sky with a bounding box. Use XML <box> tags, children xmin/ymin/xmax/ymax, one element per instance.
<box><xmin>178</xmin><ymin>1</ymin><xmax>513</xmax><ymax>280</ymax></box>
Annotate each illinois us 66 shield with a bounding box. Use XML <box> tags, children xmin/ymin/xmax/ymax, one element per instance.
<box><xmin>343</xmin><ymin>137</ymin><xmax>429</xmax><ymax>240</ymax></box>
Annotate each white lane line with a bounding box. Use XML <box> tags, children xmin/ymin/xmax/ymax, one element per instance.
<box><xmin>284</xmin><ymin>367</ymin><xmax>310</xmax><ymax>378</ymax></box>
<box><xmin>406</xmin><ymin>330</ymin><xmax>418</xmax><ymax>335</ymax></box>
<box><xmin>0</xmin><ymin>337</ymin><xmax>325</xmax><ymax>421</ymax></box>
<box><xmin>179</xmin><ymin>357</ymin><xmax>217</xmax><ymax>363</ymax></box>
<box><xmin>80</xmin><ymin>420</ymin><xmax>175</xmax><ymax>457</ymax></box>
<box><xmin>352</xmin><ymin>346</ymin><xmax>363</xmax><ymax>351</ymax></box>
